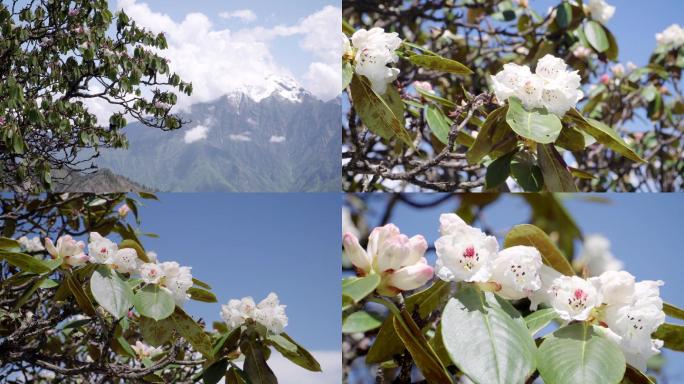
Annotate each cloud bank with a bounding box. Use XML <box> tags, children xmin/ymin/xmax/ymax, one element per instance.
<box><xmin>269</xmin><ymin>135</ymin><xmax>286</xmax><ymax>143</ymax></box>
<box><xmin>183</xmin><ymin>125</ymin><xmax>209</xmax><ymax>143</ymax></box>
<box><xmin>218</xmin><ymin>9</ymin><xmax>257</xmax><ymax>23</ymax></box>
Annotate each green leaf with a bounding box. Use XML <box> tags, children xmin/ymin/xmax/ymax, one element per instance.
<box><xmin>225</xmin><ymin>366</ymin><xmax>247</xmax><ymax>384</ymax></box>
<box><xmin>485</xmin><ymin>151</ymin><xmax>516</xmax><ymax>190</ymax></box>
<box><xmin>555</xmin><ymin>126</ymin><xmax>587</xmax><ymax>152</ymax></box>
<box><xmin>366</xmin><ymin>280</ymin><xmax>451</xmax><ymax>363</ymax></box>
<box><xmin>240</xmin><ymin>334</ymin><xmax>278</xmax><ymax>384</ymax></box>
<box><xmin>134</xmin><ymin>284</ymin><xmax>175</xmax><ymax>321</ymax></box>
<box><xmin>664</xmin><ymin>302</ymin><xmax>684</xmax><ymax>320</ymax></box>
<box><xmin>171</xmin><ymin>307</ymin><xmax>214</xmax><ymax>358</ymax></box>
<box><xmin>537</xmin><ymin>144</ymin><xmax>578</xmax><ymax>192</ymax></box>
<box><xmin>192</xmin><ymin>277</ymin><xmax>212</xmax><ymax>290</ymax></box>
<box><xmin>510</xmin><ymin>152</ymin><xmax>544</xmax><ymax>192</ymax></box>
<box><xmin>566</xmin><ymin>109</ymin><xmax>644</xmax><ymax>162</ymax></box>
<box><xmin>556</xmin><ymin>2</ymin><xmax>573</xmax><ymax>29</ymax></box>
<box><xmin>524</xmin><ymin>308</ymin><xmax>559</xmax><ymax>336</ymax></box>
<box><xmin>342</xmin><ymin>274</ymin><xmax>380</xmax><ymax>305</ymax></box>
<box><xmin>213</xmin><ymin>327</ymin><xmax>241</xmax><ymax>357</ymax></box>
<box><xmin>504</xmin><ymin>224</ymin><xmax>575</xmax><ymax>276</ymax></box>
<box><xmin>506</xmin><ymin>97</ymin><xmax>562</xmax><ymax>144</ymax></box>
<box><xmin>203</xmin><ymin>358</ymin><xmax>229</xmax><ymax>384</ymax></box>
<box><xmin>538</xmin><ymin>323</ymin><xmax>625</xmax><ymax>384</ymax></box>
<box><xmin>425</xmin><ymin>105</ymin><xmax>452</xmax><ymax>145</ymax></box>
<box><xmin>188</xmin><ymin>287</ymin><xmax>217</xmax><ymax>303</ymax></box>
<box><xmin>394</xmin><ymin>309</ymin><xmax>454</xmax><ymax>384</ymax></box>
<box><xmin>0</xmin><ymin>251</ymin><xmax>51</xmax><ymax>274</ymax></box>
<box><xmin>0</xmin><ymin>237</ymin><xmax>21</xmax><ymax>252</ymax></box>
<box><xmin>140</xmin><ymin>316</ymin><xmax>174</xmax><ymax>347</ymax></box>
<box><xmin>416</xmin><ymin>87</ymin><xmax>456</xmax><ymax>107</ymax></box>
<box><xmin>621</xmin><ymin>364</ymin><xmax>656</xmax><ymax>384</ymax></box>
<box><xmin>342</xmin><ymin>62</ymin><xmax>353</xmax><ymax>91</ymax></box>
<box><xmin>270</xmin><ymin>332</ymin><xmax>321</xmax><ymax>372</ymax></box>
<box><xmin>349</xmin><ymin>74</ymin><xmax>413</xmax><ymax>147</ymax></box>
<box><xmin>585</xmin><ymin>20</ymin><xmax>609</xmax><ymax>53</ymax></box>
<box><xmin>604</xmin><ymin>26</ymin><xmax>619</xmax><ymax>61</ymax></box>
<box><xmin>652</xmin><ymin>323</ymin><xmax>684</xmax><ymax>351</ymax></box>
<box><xmin>90</xmin><ymin>266</ymin><xmax>134</xmax><ymax>319</ymax></box>
<box><xmin>467</xmin><ymin>106</ymin><xmax>516</xmax><ymax>164</ymax></box>
<box><xmin>66</xmin><ymin>273</ymin><xmax>96</xmax><ymax>316</ymax></box>
<box><xmin>342</xmin><ymin>310</ymin><xmax>383</xmax><ymax>333</ymax></box>
<box><xmin>408</xmin><ymin>54</ymin><xmax>473</xmax><ymax>75</ymax></box>
<box><xmin>441</xmin><ymin>287</ymin><xmax>537</xmax><ymax>384</ymax></box>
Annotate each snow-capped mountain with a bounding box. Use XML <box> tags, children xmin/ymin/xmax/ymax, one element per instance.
<box><xmin>95</xmin><ymin>79</ymin><xmax>340</xmax><ymax>192</ymax></box>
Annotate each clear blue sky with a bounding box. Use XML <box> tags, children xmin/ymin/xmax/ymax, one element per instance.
<box><xmin>358</xmin><ymin>193</ymin><xmax>684</xmax><ymax>381</ymax></box>
<box><xmin>125</xmin><ymin>193</ymin><xmax>340</xmax><ymax>352</ymax></box>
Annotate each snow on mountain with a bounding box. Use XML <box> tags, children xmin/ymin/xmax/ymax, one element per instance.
<box><xmin>225</xmin><ymin>74</ymin><xmax>311</xmax><ymax>105</ymax></box>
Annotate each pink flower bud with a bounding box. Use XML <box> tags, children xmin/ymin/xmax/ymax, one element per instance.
<box><xmin>599</xmin><ymin>74</ymin><xmax>610</xmax><ymax>85</ymax></box>
<box><xmin>385</xmin><ymin>260</ymin><xmax>434</xmax><ymax>291</ymax></box>
<box><xmin>118</xmin><ymin>204</ymin><xmax>131</xmax><ymax>217</ymax></box>
<box><xmin>342</xmin><ymin>233</ymin><xmax>371</xmax><ymax>275</ymax></box>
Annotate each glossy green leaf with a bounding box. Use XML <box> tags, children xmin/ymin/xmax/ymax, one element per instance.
<box><xmin>566</xmin><ymin>109</ymin><xmax>644</xmax><ymax>162</ymax></box>
<box><xmin>585</xmin><ymin>20</ymin><xmax>609</xmax><ymax>53</ymax></box>
<box><xmin>269</xmin><ymin>332</ymin><xmax>321</xmax><ymax>372</ymax></box>
<box><xmin>441</xmin><ymin>287</ymin><xmax>537</xmax><ymax>384</ymax></box>
<box><xmin>171</xmin><ymin>307</ymin><xmax>214</xmax><ymax>358</ymax></box>
<box><xmin>225</xmin><ymin>367</ymin><xmax>247</xmax><ymax>384</ymax></box>
<box><xmin>538</xmin><ymin>323</ymin><xmax>625</xmax><ymax>384</ymax></box>
<box><xmin>394</xmin><ymin>309</ymin><xmax>454</xmax><ymax>383</ymax></box>
<box><xmin>66</xmin><ymin>273</ymin><xmax>96</xmax><ymax>316</ymax></box>
<box><xmin>485</xmin><ymin>151</ymin><xmax>515</xmax><ymax>190</ymax></box>
<box><xmin>524</xmin><ymin>308</ymin><xmax>559</xmax><ymax>336</ymax></box>
<box><xmin>0</xmin><ymin>237</ymin><xmax>21</xmax><ymax>252</ymax></box>
<box><xmin>621</xmin><ymin>364</ymin><xmax>656</xmax><ymax>384</ymax></box>
<box><xmin>664</xmin><ymin>302</ymin><xmax>684</xmax><ymax>320</ymax></box>
<box><xmin>653</xmin><ymin>323</ymin><xmax>684</xmax><ymax>351</ymax></box>
<box><xmin>134</xmin><ymin>284</ymin><xmax>175</xmax><ymax>321</ymax></box>
<box><xmin>241</xmin><ymin>335</ymin><xmax>278</xmax><ymax>384</ymax></box>
<box><xmin>342</xmin><ymin>310</ymin><xmax>383</xmax><ymax>333</ymax></box>
<box><xmin>192</xmin><ymin>277</ymin><xmax>212</xmax><ymax>290</ymax></box>
<box><xmin>556</xmin><ymin>2</ymin><xmax>573</xmax><ymax>29</ymax></box>
<box><xmin>140</xmin><ymin>316</ymin><xmax>174</xmax><ymax>347</ymax></box>
<box><xmin>538</xmin><ymin>144</ymin><xmax>578</xmax><ymax>192</ymax></box>
<box><xmin>349</xmin><ymin>74</ymin><xmax>413</xmax><ymax>147</ymax></box>
<box><xmin>504</xmin><ymin>224</ymin><xmax>575</xmax><ymax>275</ymax></box>
<box><xmin>409</xmin><ymin>54</ymin><xmax>473</xmax><ymax>75</ymax></box>
<box><xmin>90</xmin><ymin>266</ymin><xmax>134</xmax><ymax>319</ymax></box>
<box><xmin>188</xmin><ymin>287</ymin><xmax>217</xmax><ymax>303</ymax></box>
<box><xmin>203</xmin><ymin>358</ymin><xmax>229</xmax><ymax>384</ymax></box>
<box><xmin>0</xmin><ymin>251</ymin><xmax>51</xmax><ymax>274</ymax></box>
<box><xmin>425</xmin><ymin>105</ymin><xmax>452</xmax><ymax>145</ymax></box>
<box><xmin>506</xmin><ymin>97</ymin><xmax>562</xmax><ymax>144</ymax></box>
<box><xmin>510</xmin><ymin>152</ymin><xmax>544</xmax><ymax>192</ymax></box>
<box><xmin>467</xmin><ymin>106</ymin><xmax>516</xmax><ymax>164</ymax></box>
<box><xmin>342</xmin><ymin>274</ymin><xmax>380</xmax><ymax>305</ymax></box>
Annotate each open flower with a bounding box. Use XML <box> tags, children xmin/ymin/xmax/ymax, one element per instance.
<box><xmin>434</xmin><ymin>214</ymin><xmax>498</xmax><ymax>283</ymax></box>
<box><xmin>17</xmin><ymin>236</ymin><xmax>44</xmax><ymax>252</ymax></box>
<box><xmin>131</xmin><ymin>340</ymin><xmax>163</xmax><ymax>360</ymax></box>
<box><xmin>350</xmin><ymin>28</ymin><xmax>402</xmax><ymax>94</ymax></box>
<box><xmin>574</xmin><ymin>234</ymin><xmax>623</xmax><ymax>276</ymax></box>
<box><xmin>591</xmin><ymin>270</ymin><xmax>635</xmax><ymax>306</ymax></box>
<box><xmin>490</xmin><ymin>246</ymin><xmax>542</xmax><ymax>300</ymax></box>
<box><xmin>548</xmin><ymin>275</ymin><xmax>602</xmax><ymax>321</ymax></box>
<box><xmin>655</xmin><ymin>24</ymin><xmax>684</xmax><ymax>48</ymax></box>
<box><xmin>159</xmin><ymin>261</ymin><xmax>193</xmax><ymax>305</ymax></box>
<box><xmin>140</xmin><ymin>262</ymin><xmax>164</xmax><ymax>284</ymax></box>
<box><xmin>343</xmin><ymin>224</ymin><xmax>433</xmax><ymax>296</ymax></box>
<box><xmin>87</xmin><ymin>232</ymin><xmax>117</xmax><ymax>264</ymax></box>
<box><xmin>221</xmin><ymin>297</ymin><xmax>257</xmax><ymax>330</ymax></box>
<box><xmin>586</xmin><ymin>0</ymin><xmax>615</xmax><ymax>24</ymax></box>
<box><xmin>254</xmin><ymin>292</ymin><xmax>288</xmax><ymax>334</ymax></box>
<box><xmin>109</xmin><ymin>248</ymin><xmax>138</xmax><ymax>274</ymax></box>
<box><xmin>45</xmin><ymin>235</ymin><xmax>89</xmax><ymax>267</ymax></box>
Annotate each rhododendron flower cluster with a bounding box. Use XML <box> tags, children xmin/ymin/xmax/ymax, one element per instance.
<box><xmin>656</xmin><ymin>24</ymin><xmax>684</xmax><ymax>48</ymax></box>
<box><xmin>220</xmin><ymin>292</ymin><xmax>288</xmax><ymax>334</ymax></box>
<box><xmin>586</xmin><ymin>0</ymin><xmax>615</xmax><ymax>24</ymax></box>
<box><xmin>491</xmin><ymin>54</ymin><xmax>583</xmax><ymax>117</ymax></box>
<box><xmin>436</xmin><ymin>214</ymin><xmax>543</xmax><ymax>300</ymax></box>
<box><xmin>131</xmin><ymin>340</ymin><xmax>163</xmax><ymax>360</ymax></box>
<box><xmin>45</xmin><ymin>235</ymin><xmax>89</xmax><ymax>267</ymax></box>
<box><xmin>574</xmin><ymin>234</ymin><xmax>623</xmax><ymax>276</ymax></box>
<box><xmin>342</xmin><ymin>224</ymin><xmax>434</xmax><ymax>296</ymax></box>
<box><xmin>343</xmin><ymin>28</ymin><xmax>402</xmax><ymax>94</ymax></box>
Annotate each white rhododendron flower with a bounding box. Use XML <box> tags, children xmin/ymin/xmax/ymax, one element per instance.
<box><xmin>491</xmin><ymin>54</ymin><xmax>583</xmax><ymax>117</ymax></box>
<box><xmin>655</xmin><ymin>24</ymin><xmax>684</xmax><ymax>48</ymax></box>
<box><xmin>254</xmin><ymin>292</ymin><xmax>288</xmax><ymax>334</ymax></box>
<box><xmin>140</xmin><ymin>262</ymin><xmax>164</xmax><ymax>284</ymax></box>
<box><xmin>110</xmin><ymin>248</ymin><xmax>139</xmax><ymax>274</ymax></box>
<box><xmin>592</xmin><ymin>270</ymin><xmax>635</xmax><ymax>306</ymax></box>
<box><xmin>342</xmin><ymin>207</ymin><xmax>360</xmax><ymax>239</ymax></box>
<box><xmin>45</xmin><ymin>235</ymin><xmax>89</xmax><ymax>267</ymax></box>
<box><xmin>350</xmin><ymin>28</ymin><xmax>402</xmax><ymax>94</ymax></box>
<box><xmin>146</xmin><ymin>251</ymin><xmax>158</xmax><ymax>263</ymax></box>
<box><xmin>131</xmin><ymin>340</ymin><xmax>163</xmax><ymax>360</ymax></box>
<box><xmin>603</xmin><ymin>280</ymin><xmax>666</xmax><ymax>371</ymax></box>
<box><xmin>586</xmin><ymin>0</ymin><xmax>615</xmax><ymax>24</ymax></box>
<box><xmin>572</xmin><ymin>45</ymin><xmax>592</xmax><ymax>59</ymax></box>
<box><xmin>490</xmin><ymin>246</ymin><xmax>542</xmax><ymax>300</ymax></box>
<box><xmin>342</xmin><ymin>223</ymin><xmax>433</xmax><ymax>296</ymax></box>
<box><xmin>159</xmin><ymin>261</ymin><xmax>193</xmax><ymax>305</ymax></box>
<box><xmin>574</xmin><ymin>234</ymin><xmax>623</xmax><ymax>276</ymax></box>
<box><xmin>342</xmin><ymin>33</ymin><xmax>352</xmax><ymax>57</ymax></box>
<box><xmin>87</xmin><ymin>232</ymin><xmax>117</xmax><ymax>264</ymax></box>
<box><xmin>221</xmin><ymin>293</ymin><xmax>288</xmax><ymax>334</ymax></box>
<box><xmin>17</xmin><ymin>236</ymin><xmax>44</xmax><ymax>252</ymax></box>
<box><xmin>434</xmin><ymin>214</ymin><xmax>498</xmax><ymax>283</ymax></box>
<box><xmin>529</xmin><ymin>265</ymin><xmax>563</xmax><ymax>310</ymax></box>
<box><xmin>548</xmin><ymin>275</ymin><xmax>602</xmax><ymax>321</ymax></box>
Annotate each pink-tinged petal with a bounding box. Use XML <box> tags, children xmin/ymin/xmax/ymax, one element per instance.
<box><xmin>342</xmin><ymin>233</ymin><xmax>371</xmax><ymax>275</ymax></box>
<box><xmin>44</xmin><ymin>238</ymin><xmax>58</xmax><ymax>258</ymax></box>
<box><xmin>386</xmin><ymin>263</ymin><xmax>434</xmax><ymax>291</ymax></box>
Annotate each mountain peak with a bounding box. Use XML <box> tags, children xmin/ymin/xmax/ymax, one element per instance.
<box><xmin>226</xmin><ymin>74</ymin><xmax>309</xmax><ymax>104</ymax></box>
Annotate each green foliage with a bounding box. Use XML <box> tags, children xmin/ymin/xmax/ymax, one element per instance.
<box><xmin>342</xmin><ymin>310</ymin><xmax>383</xmax><ymax>333</ymax></box>
<box><xmin>506</xmin><ymin>97</ymin><xmax>563</xmax><ymax>144</ymax></box>
<box><xmin>90</xmin><ymin>265</ymin><xmax>134</xmax><ymax>319</ymax></box>
<box><xmin>134</xmin><ymin>284</ymin><xmax>175</xmax><ymax>321</ymax></box>
<box><xmin>342</xmin><ymin>274</ymin><xmax>380</xmax><ymax>309</ymax></box>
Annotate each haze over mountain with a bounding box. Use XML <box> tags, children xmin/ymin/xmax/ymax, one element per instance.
<box><xmin>95</xmin><ymin>75</ymin><xmax>340</xmax><ymax>192</ymax></box>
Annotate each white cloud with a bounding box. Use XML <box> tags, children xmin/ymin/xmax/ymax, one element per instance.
<box><xmin>229</xmin><ymin>132</ymin><xmax>251</xmax><ymax>142</ymax></box>
<box><xmin>229</xmin><ymin>350</ymin><xmax>340</xmax><ymax>384</ymax></box>
<box><xmin>115</xmin><ymin>1</ymin><xmax>340</xmax><ymax>106</ymax></box>
<box><xmin>269</xmin><ymin>135</ymin><xmax>286</xmax><ymax>143</ymax></box>
<box><xmin>183</xmin><ymin>125</ymin><xmax>209</xmax><ymax>143</ymax></box>
<box><xmin>219</xmin><ymin>9</ymin><xmax>257</xmax><ymax>23</ymax></box>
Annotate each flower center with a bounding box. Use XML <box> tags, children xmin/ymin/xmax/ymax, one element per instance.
<box><xmin>567</xmin><ymin>289</ymin><xmax>589</xmax><ymax>310</ymax></box>
<box><xmin>458</xmin><ymin>246</ymin><xmax>479</xmax><ymax>271</ymax></box>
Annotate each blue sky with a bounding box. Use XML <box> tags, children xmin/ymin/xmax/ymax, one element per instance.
<box><xmin>357</xmin><ymin>193</ymin><xmax>684</xmax><ymax>381</ymax></box>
